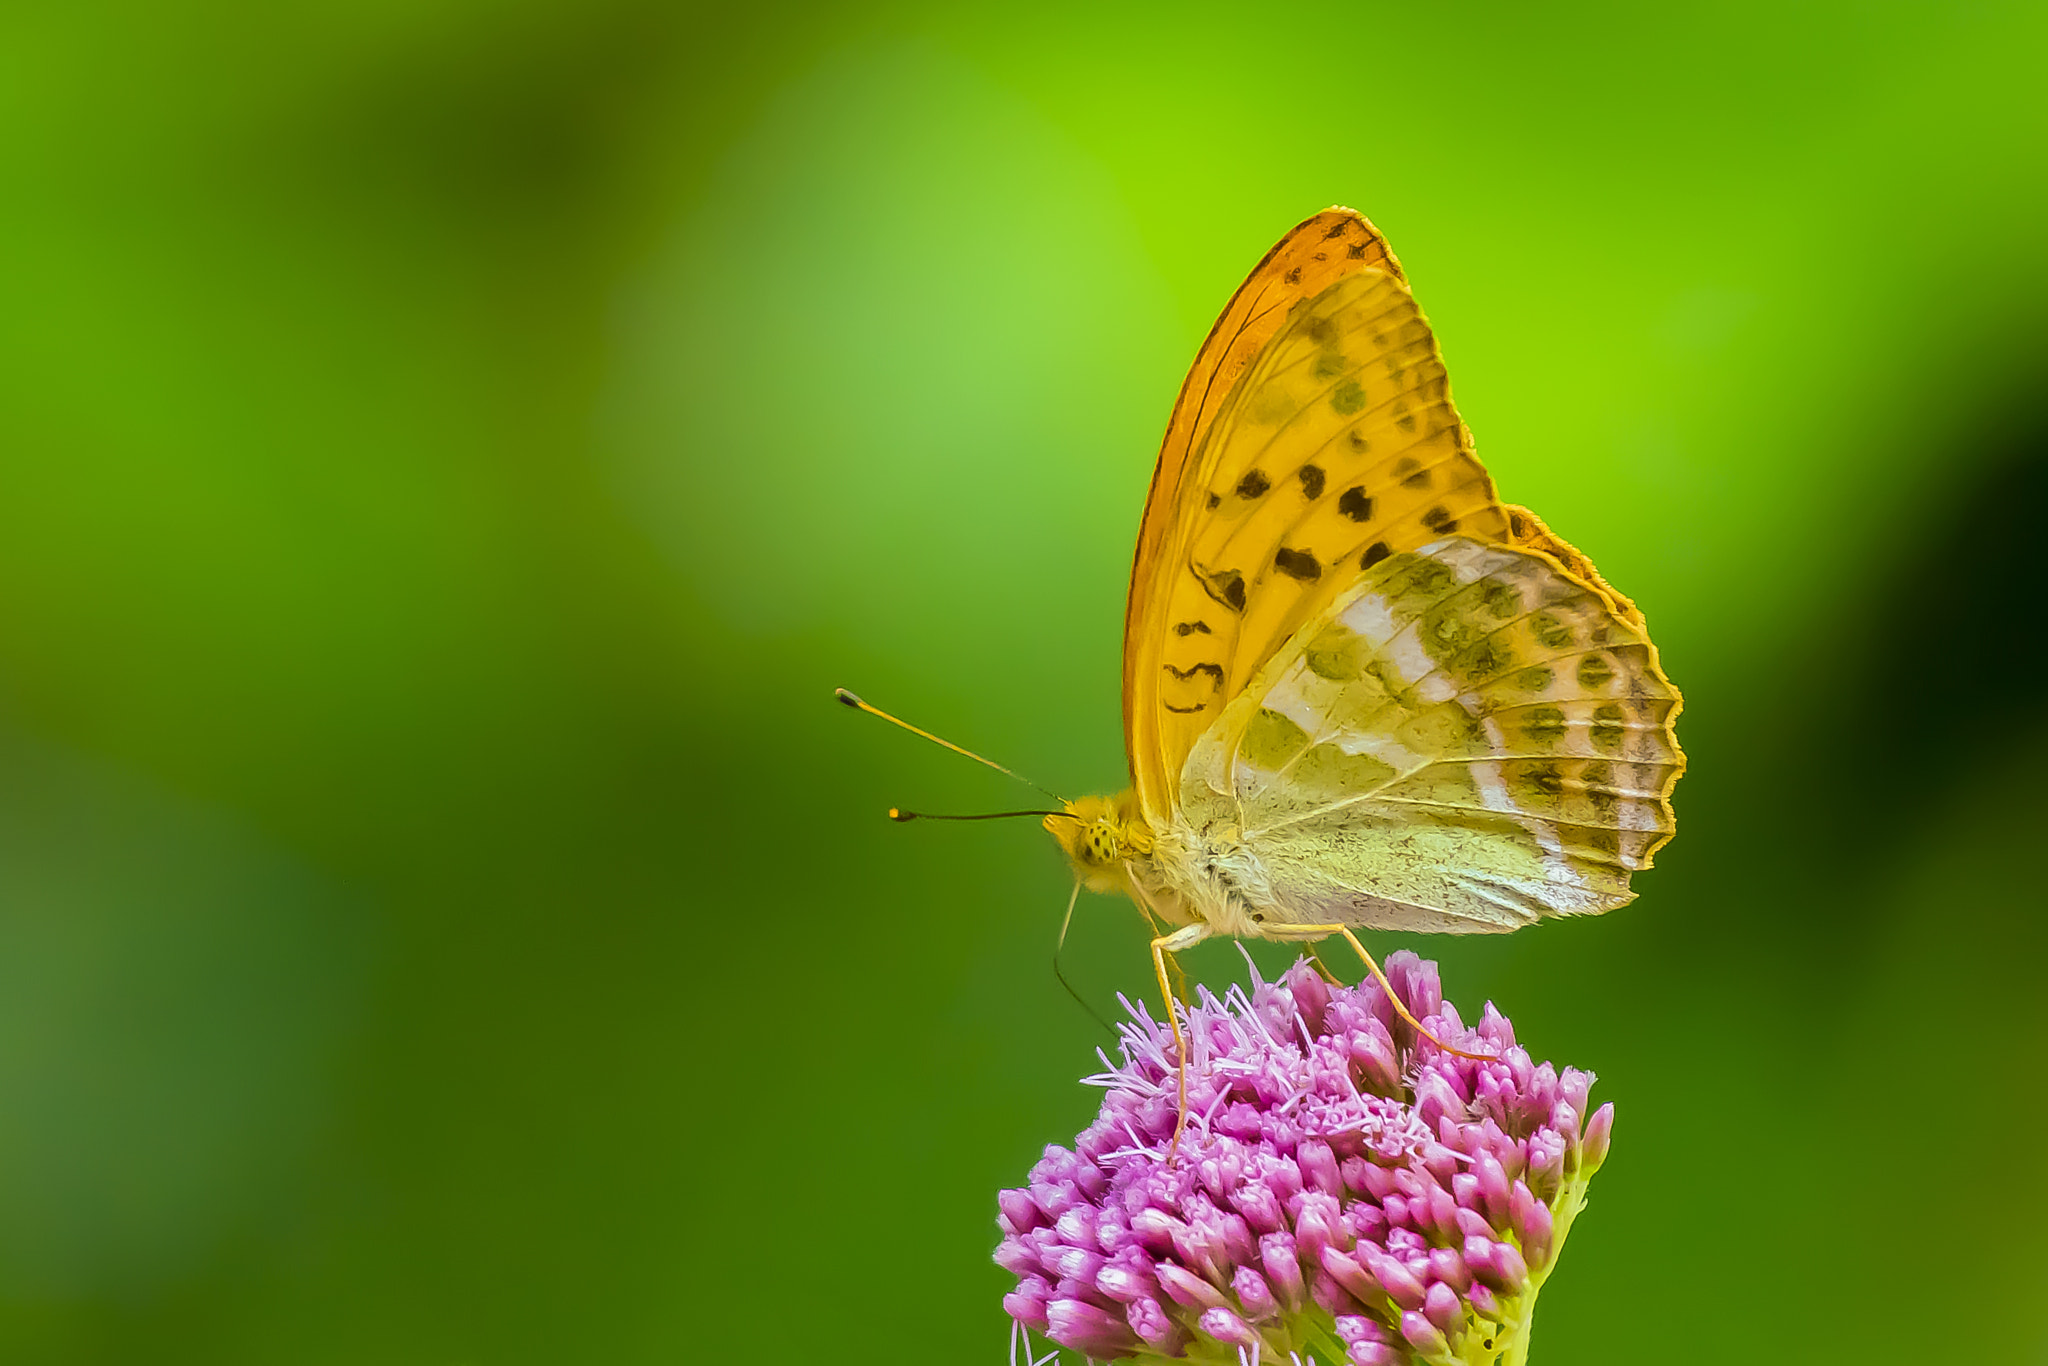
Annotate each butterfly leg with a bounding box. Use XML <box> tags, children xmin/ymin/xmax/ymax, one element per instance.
<box><xmin>1134</xmin><ymin>899</ymin><xmax>1192</xmax><ymax>1006</ymax></box>
<box><xmin>1149</xmin><ymin>922</ymin><xmax>1209</xmax><ymax>1161</ymax></box>
<box><xmin>1304</xmin><ymin>940</ymin><xmax>1344</xmax><ymax>987</ymax></box>
<box><xmin>1268</xmin><ymin>923</ymin><xmax>1494</xmax><ymax>1062</ymax></box>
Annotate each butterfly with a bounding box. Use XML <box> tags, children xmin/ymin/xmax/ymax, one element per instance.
<box><xmin>1041</xmin><ymin>207</ymin><xmax>1684</xmax><ymax>1079</ymax></box>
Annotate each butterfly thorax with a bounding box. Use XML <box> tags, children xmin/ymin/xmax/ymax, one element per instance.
<box><xmin>1047</xmin><ymin>791</ymin><xmax>1270</xmax><ymax>938</ymax></box>
<box><xmin>1145</xmin><ymin>813</ymin><xmax>1271</xmax><ymax>939</ymax></box>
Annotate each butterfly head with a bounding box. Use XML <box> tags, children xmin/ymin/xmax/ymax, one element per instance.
<box><xmin>1045</xmin><ymin>791</ymin><xmax>1151</xmax><ymax>895</ymax></box>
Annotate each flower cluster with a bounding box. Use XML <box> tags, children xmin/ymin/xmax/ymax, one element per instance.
<box><xmin>996</xmin><ymin>953</ymin><xmax>1612</xmax><ymax>1365</ymax></box>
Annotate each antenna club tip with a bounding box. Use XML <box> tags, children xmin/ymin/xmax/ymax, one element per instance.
<box><xmin>887</xmin><ymin>808</ymin><xmax>913</xmax><ymax>822</ymax></box>
<box><xmin>834</xmin><ymin>688</ymin><xmax>863</xmax><ymax>707</ymax></box>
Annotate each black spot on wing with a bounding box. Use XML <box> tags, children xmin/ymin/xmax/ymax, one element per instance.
<box><xmin>1237</xmin><ymin>469</ymin><xmax>1272</xmax><ymax>499</ymax></box>
<box><xmin>1273</xmin><ymin>547</ymin><xmax>1320</xmax><ymax>582</ymax></box>
<box><xmin>1361</xmin><ymin>541</ymin><xmax>1391</xmax><ymax>569</ymax></box>
<box><xmin>1165</xmin><ymin>662</ymin><xmax>1224</xmax><ymax>684</ymax></box>
<box><xmin>1194</xmin><ymin>565</ymin><xmax>1248</xmax><ymax>613</ymax></box>
<box><xmin>1173</xmin><ymin>620</ymin><xmax>1212</xmax><ymax>637</ymax></box>
<box><xmin>1395</xmin><ymin>457</ymin><xmax>1431</xmax><ymax>489</ymax></box>
<box><xmin>1422</xmin><ymin>505</ymin><xmax>1457</xmax><ymax>534</ymax></box>
<box><xmin>1324</xmin><ymin>222</ymin><xmax>1349</xmax><ymax>240</ymax></box>
<box><xmin>1338</xmin><ymin>487</ymin><xmax>1374</xmax><ymax>522</ymax></box>
<box><xmin>1298</xmin><ymin>464</ymin><xmax>1326</xmax><ymax>499</ymax></box>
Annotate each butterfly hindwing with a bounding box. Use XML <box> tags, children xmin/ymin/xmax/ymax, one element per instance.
<box><xmin>1125</xmin><ymin>211</ymin><xmax>1512</xmax><ymax>824</ymax></box>
<box><xmin>1178</xmin><ymin>537</ymin><xmax>1683</xmax><ymax>931</ymax></box>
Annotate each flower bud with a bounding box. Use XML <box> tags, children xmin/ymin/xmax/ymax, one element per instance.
<box><xmin>1361</xmin><ymin>1244</ymin><xmax>1429</xmax><ymax>1311</ymax></box>
<box><xmin>1510</xmin><ymin>1180</ymin><xmax>1556</xmax><ymax>1269</ymax></box>
<box><xmin>1400</xmin><ymin>1308</ymin><xmax>1451</xmax><ymax>1357</ymax></box>
<box><xmin>1336</xmin><ymin>1313</ymin><xmax>1390</xmax><ymax>1346</ymax></box>
<box><xmin>1525</xmin><ymin>1127</ymin><xmax>1567</xmax><ymax>1201</ymax></box>
<box><xmin>1311</xmin><ymin>1267</ymin><xmax>1357</xmax><ymax>1317</ymax></box>
<box><xmin>1094</xmin><ymin>1258</ymin><xmax>1154</xmax><ymax>1304</ymax></box>
<box><xmin>1349</xmin><ymin>1022</ymin><xmax>1404</xmax><ymax>1095</ymax></box>
<box><xmin>1427</xmin><ymin>1245</ymin><xmax>1471</xmax><ymax>1292</ymax></box>
<box><xmin>1348</xmin><ymin>1345</ymin><xmax>1403</xmax><ymax>1366</ymax></box>
<box><xmin>994</xmin><ymin>1237</ymin><xmax>1039</xmax><ymax>1277</ymax></box>
<box><xmin>1047</xmin><ymin>1244</ymin><xmax>1103</xmax><ymax>1284</ymax></box>
<box><xmin>1234</xmin><ymin>1264</ymin><xmax>1278</xmax><ymax>1320</ymax></box>
<box><xmin>1424</xmin><ymin>1280</ymin><xmax>1463</xmax><ymax>1334</ymax></box>
<box><xmin>998</xmin><ymin>1189</ymin><xmax>1042</xmax><ymax>1235</ymax></box>
<box><xmin>1301</xmin><ymin>1138</ymin><xmax>1342</xmax><ymax>1195</ymax></box>
<box><xmin>1154</xmin><ymin>1261</ymin><xmax>1227</xmax><ymax>1311</ymax></box>
<box><xmin>1582</xmin><ymin>1102</ymin><xmax>1616</xmax><ymax>1172</ymax></box>
<box><xmin>1045</xmin><ymin>1298</ymin><xmax>1137</xmax><ymax>1359</ymax></box>
<box><xmin>1464</xmin><ymin>1237</ymin><xmax>1530</xmax><ymax>1294</ymax></box>
<box><xmin>1239</xmin><ymin>1175</ymin><xmax>1289</xmax><ymax>1232</ymax></box>
<box><xmin>1003</xmin><ymin>1276</ymin><xmax>1051</xmax><ymax>1331</ymax></box>
<box><xmin>1125</xmin><ymin>1296</ymin><xmax>1180</xmax><ymax>1350</ymax></box>
<box><xmin>1197</xmin><ymin>1306</ymin><xmax>1261</xmax><ymax>1347</ymax></box>
<box><xmin>1474</xmin><ymin>1150</ymin><xmax>1512</xmax><ymax>1226</ymax></box>
<box><xmin>1259</xmin><ymin>1231</ymin><xmax>1307</xmax><ymax>1312</ymax></box>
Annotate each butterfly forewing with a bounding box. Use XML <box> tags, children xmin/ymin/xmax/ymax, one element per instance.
<box><xmin>1124</xmin><ymin>209</ymin><xmax>1406</xmax><ymax>825</ymax></box>
<box><xmin>1179</xmin><ymin>537</ymin><xmax>1682</xmax><ymax>931</ymax></box>
<box><xmin>1127</xmin><ymin>232</ymin><xmax>1513</xmax><ymax>820</ymax></box>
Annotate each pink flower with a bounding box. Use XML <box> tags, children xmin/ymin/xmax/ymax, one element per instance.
<box><xmin>997</xmin><ymin>953</ymin><xmax>1613</xmax><ymax>1365</ymax></box>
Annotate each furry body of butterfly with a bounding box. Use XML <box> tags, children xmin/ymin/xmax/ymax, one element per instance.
<box><xmin>1047</xmin><ymin>207</ymin><xmax>1684</xmax><ymax>1021</ymax></box>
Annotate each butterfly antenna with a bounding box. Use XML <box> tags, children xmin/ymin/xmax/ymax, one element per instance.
<box><xmin>835</xmin><ymin>688</ymin><xmax>1067</xmax><ymax>803</ymax></box>
<box><xmin>1053</xmin><ymin>879</ymin><xmax>1115</xmax><ymax>1035</ymax></box>
<box><xmin>888</xmin><ymin>808</ymin><xmax>1067</xmax><ymax>823</ymax></box>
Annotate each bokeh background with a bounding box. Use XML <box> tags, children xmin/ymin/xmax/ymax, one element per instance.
<box><xmin>3</xmin><ymin>2</ymin><xmax>2046</xmax><ymax>1362</ymax></box>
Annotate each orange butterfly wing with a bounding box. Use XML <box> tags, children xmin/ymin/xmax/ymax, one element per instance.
<box><xmin>1124</xmin><ymin>207</ymin><xmax>1517</xmax><ymax>825</ymax></box>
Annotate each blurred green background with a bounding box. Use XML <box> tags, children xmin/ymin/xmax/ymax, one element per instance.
<box><xmin>3</xmin><ymin>2</ymin><xmax>2045</xmax><ymax>1362</ymax></box>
